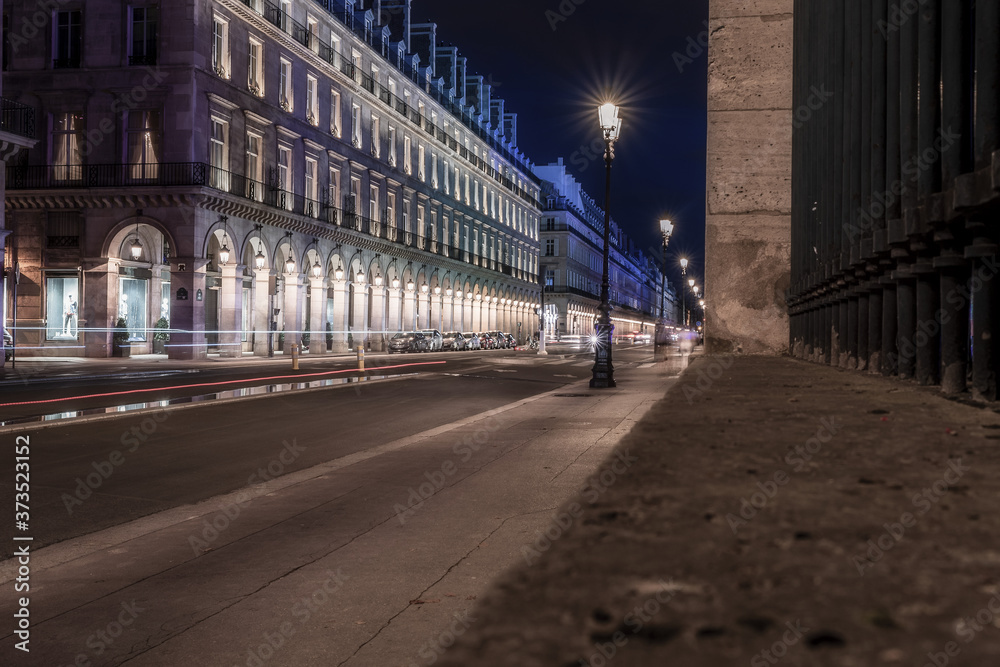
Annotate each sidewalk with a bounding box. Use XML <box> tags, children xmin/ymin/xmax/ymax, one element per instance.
<box><xmin>436</xmin><ymin>355</ymin><xmax>1000</xmax><ymax>667</ymax></box>
<box><xmin>0</xmin><ymin>348</ymin><xmax>680</xmax><ymax>666</ymax></box>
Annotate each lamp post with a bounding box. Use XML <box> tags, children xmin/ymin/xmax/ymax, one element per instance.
<box><xmin>656</xmin><ymin>219</ymin><xmax>673</xmax><ymax>351</ymax></box>
<box><xmin>591</xmin><ymin>102</ymin><xmax>622</xmax><ymax>389</ymax></box>
<box><xmin>687</xmin><ymin>278</ymin><xmax>695</xmax><ymax>327</ymax></box>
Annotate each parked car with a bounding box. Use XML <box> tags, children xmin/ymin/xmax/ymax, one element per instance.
<box><xmin>477</xmin><ymin>332</ymin><xmax>497</xmax><ymax>349</ymax></box>
<box><xmin>3</xmin><ymin>329</ymin><xmax>12</xmax><ymax>362</ymax></box>
<box><xmin>388</xmin><ymin>332</ymin><xmax>429</xmax><ymax>353</ymax></box>
<box><xmin>502</xmin><ymin>333</ymin><xmax>516</xmax><ymax>348</ymax></box>
<box><xmin>442</xmin><ymin>332</ymin><xmax>467</xmax><ymax>351</ymax></box>
<box><xmin>465</xmin><ymin>332</ymin><xmax>481</xmax><ymax>350</ymax></box>
<box><xmin>419</xmin><ymin>329</ymin><xmax>443</xmax><ymax>351</ymax></box>
<box><xmin>488</xmin><ymin>331</ymin><xmax>508</xmax><ymax>349</ymax></box>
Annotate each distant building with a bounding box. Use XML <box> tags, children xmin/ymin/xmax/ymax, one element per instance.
<box><xmin>533</xmin><ymin>160</ymin><xmax>676</xmax><ymax>340</ymax></box>
<box><xmin>2</xmin><ymin>0</ymin><xmax>541</xmax><ymax>358</ymax></box>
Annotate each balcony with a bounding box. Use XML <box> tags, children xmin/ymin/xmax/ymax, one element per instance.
<box><xmin>0</xmin><ymin>98</ymin><xmax>36</xmax><ymax>141</ymax></box>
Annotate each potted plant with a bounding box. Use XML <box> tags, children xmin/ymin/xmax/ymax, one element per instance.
<box><xmin>153</xmin><ymin>317</ymin><xmax>169</xmax><ymax>354</ymax></box>
<box><xmin>112</xmin><ymin>317</ymin><xmax>130</xmax><ymax>358</ymax></box>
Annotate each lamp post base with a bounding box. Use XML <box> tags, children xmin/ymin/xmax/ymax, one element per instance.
<box><xmin>590</xmin><ymin>318</ymin><xmax>616</xmax><ymax>388</ymax></box>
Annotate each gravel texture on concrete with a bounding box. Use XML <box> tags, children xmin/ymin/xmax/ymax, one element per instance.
<box><xmin>435</xmin><ymin>355</ymin><xmax>1000</xmax><ymax>667</ymax></box>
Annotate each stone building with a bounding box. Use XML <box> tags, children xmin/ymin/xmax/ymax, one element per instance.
<box><xmin>534</xmin><ymin>160</ymin><xmax>674</xmax><ymax>340</ymax></box>
<box><xmin>2</xmin><ymin>0</ymin><xmax>541</xmax><ymax>358</ymax></box>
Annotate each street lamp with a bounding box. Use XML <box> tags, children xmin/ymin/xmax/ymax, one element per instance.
<box><xmin>592</xmin><ymin>102</ymin><xmax>622</xmax><ymax>388</ymax></box>
<box><xmin>680</xmin><ymin>258</ymin><xmax>688</xmax><ymax>275</ymax></box>
<box><xmin>658</xmin><ymin>219</ymin><xmax>673</xmax><ymax>332</ymax></box>
<box><xmin>254</xmin><ymin>246</ymin><xmax>266</xmax><ymax>272</ymax></box>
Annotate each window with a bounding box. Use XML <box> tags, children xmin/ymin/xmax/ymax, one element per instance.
<box><xmin>387</xmin><ymin>191</ymin><xmax>397</xmax><ymax>227</ymax></box>
<box><xmin>331</xmin><ymin>90</ymin><xmax>342</xmax><ymax>136</ymax></box>
<box><xmin>51</xmin><ymin>112</ymin><xmax>83</xmax><ymax>181</ymax></box>
<box><xmin>119</xmin><ymin>277</ymin><xmax>148</xmax><ymax>342</ymax></box>
<box><xmin>417</xmin><ymin>144</ymin><xmax>425</xmax><ymax>181</ymax></box>
<box><xmin>328</xmin><ymin>167</ymin><xmax>341</xmax><ymax>220</ymax></box>
<box><xmin>351</xmin><ymin>104</ymin><xmax>361</xmax><ymax>148</ymax></box>
<box><xmin>306</xmin><ymin>75</ymin><xmax>318</xmax><ymax>125</ymax></box>
<box><xmin>545</xmin><ymin>270</ymin><xmax>555</xmax><ymax>287</ymax></box>
<box><xmin>212</xmin><ymin>15</ymin><xmax>229</xmax><ymax>77</ymax></box>
<box><xmin>279</xmin><ymin>58</ymin><xmax>293</xmax><ymax>111</ymax></box>
<box><xmin>209</xmin><ymin>117</ymin><xmax>229</xmax><ymax>189</ymax></box>
<box><xmin>369</xmin><ymin>184</ymin><xmax>379</xmax><ymax>221</ymax></box>
<box><xmin>431</xmin><ymin>152</ymin><xmax>438</xmax><ymax>189</ymax></box>
<box><xmin>307</xmin><ymin>16</ymin><xmax>319</xmax><ymax>53</ymax></box>
<box><xmin>305</xmin><ymin>157</ymin><xmax>318</xmax><ymax>214</ymax></box>
<box><xmin>246</xmin><ymin>132</ymin><xmax>262</xmax><ymax>198</ymax></box>
<box><xmin>126</xmin><ymin>110</ymin><xmax>161</xmax><ymax>179</ymax></box>
<box><xmin>545</xmin><ymin>239</ymin><xmax>555</xmax><ymax>256</ymax></box>
<box><xmin>464</xmin><ymin>173</ymin><xmax>470</xmax><ymax>205</ymax></box>
<box><xmin>248</xmin><ymin>38</ymin><xmax>263</xmax><ymax>95</ymax></box>
<box><xmin>351</xmin><ymin>49</ymin><xmax>362</xmax><ymax>83</ymax></box>
<box><xmin>388</xmin><ymin>126</ymin><xmax>397</xmax><ymax>166</ymax></box>
<box><xmin>403</xmin><ymin>135</ymin><xmax>411</xmax><ymax>174</ymax></box>
<box><xmin>54</xmin><ymin>10</ymin><xmax>82</xmax><ymax>68</ymax></box>
<box><xmin>370</xmin><ymin>114</ymin><xmax>380</xmax><ymax>157</ymax></box>
<box><xmin>130</xmin><ymin>6</ymin><xmax>157</xmax><ymax>66</ymax></box>
<box><xmin>46</xmin><ymin>276</ymin><xmax>79</xmax><ymax>340</ymax></box>
<box><xmin>278</xmin><ymin>145</ymin><xmax>293</xmax><ymax>210</ymax></box>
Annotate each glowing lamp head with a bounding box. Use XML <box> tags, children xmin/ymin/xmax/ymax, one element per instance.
<box><xmin>659</xmin><ymin>219</ymin><xmax>674</xmax><ymax>238</ymax></box>
<box><xmin>688</xmin><ymin>278</ymin><xmax>695</xmax><ymax>288</ymax></box>
<box><xmin>392</xmin><ymin>278</ymin><xmax>400</xmax><ymax>289</ymax></box>
<box><xmin>374</xmin><ymin>272</ymin><xmax>383</xmax><ymax>286</ymax></box>
<box><xmin>434</xmin><ymin>286</ymin><xmax>441</xmax><ymax>295</ymax></box>
<box><xmin>218</xmin><ymin>243</ymin><xmax>231</xmax><ymax>266</ymax></box>
<box><xmin>407</xmin><ymin>279</ymin><xmax>415</xmax><ymax>291</ymax></box>
<box><xmin>311</xmin><ymin>260</ymin><xmax>322</xmax><ymax>278</ymax></box>
<box><xmin>254</xmin><ymin>248</ymin><xmax>266</xmax><ymax>271</ymax></box>
<box><xmin>335</xmin><ymin>267</ymin><xmax>345</xmax><ymax>281</ymax></box>
<box><xmin>285</xmin><ymin>253</ymin><xmax>296</xmax><ymax>274</ymax></box>
<box><xmin>680</xmin><ymin>258</ymin><xmax>688</xmax><ymax>270</ymax></box>
<box><xmin>421</xmin><ymin>282</ymin><xmax>429</xmax><ymax>294</ymax></box>
<box><xmin>356</xmin><ymin>269</ymin><xmax>366</xmax><ymax>284</ymax></box>
<box><xmin>598</xmin><ymin>102</ymin><xmax>621</xmax><ymax>140</ymax></box>
<box><xmin>130</xmin><ymin>237</ymin><xmax>143</xmax><ymax>260</ymax></box>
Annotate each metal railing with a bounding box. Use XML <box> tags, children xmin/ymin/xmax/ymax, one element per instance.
<box><xmin>0</xmin><ymin>98</ymin><xmax>35</xmax><ymax>139</ymax></box>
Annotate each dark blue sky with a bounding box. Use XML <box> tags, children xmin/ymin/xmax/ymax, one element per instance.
<box><xmin>413</xmin><ymin>0</ymin><xmax>710</xmax><ymax>286</ymax></box>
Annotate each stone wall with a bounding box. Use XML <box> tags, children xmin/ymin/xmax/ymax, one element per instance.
<box><xmin>705</xmin><ymin>0</ymin><xmax>793</xmax><ymax>354</ymax></box>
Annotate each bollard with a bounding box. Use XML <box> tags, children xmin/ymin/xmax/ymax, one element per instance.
<box><xmin>357</xmin><ymin>345</ymin><xmax>365</xmax><ymax>371</ymax></box>
<box><xmin>291</xmin><ymin>343</ymin><xmax>299</xmax><ymax>370</ymax></box>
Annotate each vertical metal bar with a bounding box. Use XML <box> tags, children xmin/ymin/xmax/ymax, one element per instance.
<box><xmin>897</xmin><ymin>272</ymin><xmax>916</xmax><ymax>379</ymax></box>
<box><xmin>868</xmin><ymin>287</ymin><xmax>882</xmax><ymax>371</ymax></box>
<box><xmin>881</xmin><ymin>280</ymin><xmax>898</xmax><ymax>375</ymax></box>
<box><xmin>939</xmin><ymin>260</ymin><xmax>969</xmax><ymax>394</ymax></box>
<box><xmin>915</xmin><ymin>271</ymin><xmax>941</xmax><ymax>385</ymax></box>
<box><xmin>974</xmin><ymin>0</ymin><xmax>1000</xmax><ymax>168</ymax></box>
<box><xmin>847</xmin><ymin>295</ymin><xmax>859</xmax><ymax>368</ymax></box>
<box><xmin>971</xmin><ymin>254</ymin><xmax>999</xmax><ymax>400</ymax></box>
<box><xmin>858</xmin><ymin>291</ymin><xmax>869</xmax><ymax>369</ymax></box>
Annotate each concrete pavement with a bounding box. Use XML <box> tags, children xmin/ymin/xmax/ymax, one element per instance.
<box><xmin>0</xmin><ymin>347</ymin><xmax>679</xmax><ymax>666</ymax></box>
<box><xmin>433</xmin><ymin>354</ymin><xmax>1000</xmax><ymax>667</ymax></box>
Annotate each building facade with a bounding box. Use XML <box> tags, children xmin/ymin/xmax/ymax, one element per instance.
<box><xmin>534</xmin><ymin>160</ymin><xmax>674</xmax><ymax>340</ymax></box>
<box><xmin>2</xmin><ymin>0</ymin><xmax>542</xmax><ymax>359</ymax></box>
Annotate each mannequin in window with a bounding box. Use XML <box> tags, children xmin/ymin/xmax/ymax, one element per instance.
<box><xmin>64</xmin><ymin>294</ymin><xmax>77</xmax><ymax>335</ymax></box>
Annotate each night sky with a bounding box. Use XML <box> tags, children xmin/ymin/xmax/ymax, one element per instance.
<box><xmin>413</xmin><ymin>0</ymin><xmax>710</xmax><ymax>288</ymax></box>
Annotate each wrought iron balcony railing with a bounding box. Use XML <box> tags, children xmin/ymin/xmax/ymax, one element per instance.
<box><xmin>0</xmin><ymin>98</ymin><xmax>36</xmax><ymax>140</ymax></box>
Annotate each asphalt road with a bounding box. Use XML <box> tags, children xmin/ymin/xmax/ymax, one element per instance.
<box><xmin>0</xmin><ymin>344</ymin><xmax>672</xmax><ymax>666</ymax></box>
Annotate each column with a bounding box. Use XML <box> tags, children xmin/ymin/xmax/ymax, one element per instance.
<box><xmin>283</xmin><ymin>273</ymin><xmax>305</xmax><ymax>349</ymax></box>
<box><xmin>431</xmin><ymin>292</ymin><xmax>442</xmax><ymax>331</ymax></box>
<box><xmin>443</xmin><ymin>293</ymin><xmax>454</xmax><ymax>331</ymax></box>
<box><xmin>252</xmin><ymin>270</ymin><xmax>270</xmax><ymax>356</ymax></box>
<box><xmin>309</xmin><ymin>276</ymin><xmax>327</xmax><ymax>355</ymax></box>
<box><xmin>402</xmin><ymin>289</ymin><xmax>416</xmax><ymax>331</ymax></box>
<box><xmin>352</xmin><ymin>281</ymin><xmax>369</xmax><ymax>349</ymax></box>
<box><xmin>896</xmin><ymin>269</ymin><xmax>916</xmax><ymax>380</ymax></box>
<box><xmin>867</xmin><ymin>287</ymin><xmax>882</xmax><ymax>373</ymax></box>
<box><xmin>219</xmin><ymin>264</ymin><xmax>245</xmax><ymax>358</ymax></box>
<box><xmin>387</xmin><ymin>286</ymin><xmax>402</xmax><ymax>334</ymax></box>
<box><xmin>880</xmin><ymin>279</ymin><xmax>898</xmax><ymax>376</ymax></box>
<box><xmin>914</xmin><ymin>264</ymin><xmax>940</xmax><ymax>386</ymax></box>
<box><xmin>167</xmin><ymin>257</ymin><xmax>208</xmax><ymax>360</ymax></box>
<box><xmin>370</xmin><ymin>285</ymin><xmax>386</xmax><ymax>350</ymax></box>
<box><xmin>937</xmin><ymin>255</ymin><xmax>968</xmax><ymax>394</ymax></box>
<box><xmin>331</xmin><ymin>278</ymin><xmax>350</xmax><ymax>351</ymax></box>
